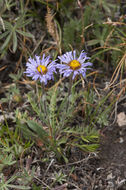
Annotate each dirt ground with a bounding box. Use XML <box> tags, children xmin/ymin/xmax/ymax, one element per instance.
<box><xmin>97</xmin><ymin>123</ymin><xmax>126</xmax><ymax>190</ymax></box>
<box><xmin>45</xmin><ymin>121</ymin><xmax>126</xmax><ymax>190</ymax></box>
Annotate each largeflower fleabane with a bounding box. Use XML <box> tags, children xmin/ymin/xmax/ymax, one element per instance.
<box><xmin>57</xmin><ymin>50</ymin><xmax>92</xmax><ymax>80</ymax></box>
<box><xmin>24</xmin><ymin>54</ymin><xmax>57</xmax><ymax>85</ymax></box>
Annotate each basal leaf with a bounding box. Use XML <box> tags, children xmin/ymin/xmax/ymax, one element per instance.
<box><xmin>26</xmin><ymin>120</ymin><xmax>49</xmax><ymax>145</ymax></box>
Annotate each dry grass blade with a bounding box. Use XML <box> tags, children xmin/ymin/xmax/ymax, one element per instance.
<box><xmin>52</xmin><ymin>183</ymin><xmax>68</xmax><ymax>190</ymax></box>
<box><xmin>0</xmin><ymin>16</ymin><xmax>5</xmax><ymax>31</ymax></box>
<box><xmin>0</xmin><ymin>65</ymin><xmax>7</xmax><ymax>71</ymax></box>
<box><xmin>103</xmin><ymin>21</ymin><xmax>126</xmax><ymax>26</ymax></box>
<box><xmin>104</xmin><ymin>28</ymin><xmax>114</xmax><ymax>47</ymax></box>
<box><xmin>46</xmin><ymin>0</ymin><xmax>57</xmax><ymax>1</ymax></box>
<box><xmin>109</xmin><ymin>53</ymin><xmax>126</xmax><ymax>88</ymax></box>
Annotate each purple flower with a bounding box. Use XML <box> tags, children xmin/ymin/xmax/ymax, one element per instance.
<box><xmin>57</xmin><ymin>50</ymin><xmax>92</xmax><ymax>80</ymax></box>
<box><xmin>24</xmin><ymin>54</ymin><xmax>57</xmax><ymax>85</ymax></box>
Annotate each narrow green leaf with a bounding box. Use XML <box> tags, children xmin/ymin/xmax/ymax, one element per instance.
<box><xmin>81</xmin><ymin>144</ymin><xmax>99</xmax><ymax>151</ymax></box>
<box><xmin>16</xmin><ymin>30</ymin><xmax>34</xmax><ymax>38</ymax></box>
<box><xmin>16</xmin><ymin>18</ymin><xmax>32</xmax><ymax>28</ymax></box>
<box><xmin>91</xmin><ymin>48</ymin><xmax>112</xmax><ymax>61</ymax></box>
<box><xmin>0</xmin><ymin>31</ymin><xmax>10</xmax><ymax>40</ymax></box>
<box><xmin>7</xmin><ymin>184</ymin><xmax>30</xmax><ymax>189</ymax></box>
<box><xmin>81</xmin><ymin>136</ymin><xmax>89</xmax><ymax>143</ymax></box>
<box><xmin>27</xmin><ymin>93</ymin><xmax>46</xmax><ymax>122</ymax></box>
<box><xmin>20</xmin><ymin>123</ymin><xmax>36</xmax><ymax>139</ymax></box>
<box><xmin>26</xmin><ymin>120</ymin><xmax>49</xmax><ymax>144</ymax></box>
<box><xmin>5</xmin><ymin>174</ymin><xmax>17</xmax><ymax>184</ymax></box>
<box><xmin>116</xmin><ymin>28</ymin><xmax>126</xmax><ymax>38</ymax></box>
<box><xmin>87</xmin><ymin>39</ymin><xmax>100</xmax><ymax>46</ymax></box>
<box><xmin>72</xmin><ymin>143</ymin><xmax>99</xmax><ymax>152</ymax></box>
<box><xmin>12</xmin><ymin>31</ymin><xmax>17</xmax><ymax>52</ymax></box>
<box><xmin>0</xmin><ymin>32</ymin><xmax>12</xmax><ymax>50</ymax></box>
<box><xmin>2</xmin><ymin>20</ymin><xmax>13</xmax><ymax>30</ymax></box>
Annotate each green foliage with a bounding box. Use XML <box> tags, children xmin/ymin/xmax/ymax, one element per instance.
<box><xmin>61</xmin><ymin>0</ymin><xmax>126</xmax><ymax>76</ymax></box>
<box><xmin>0</xmin><ymin>0</ymin><xmax>16</xmax><ymax>12</ymax></box>
<box><xmin>83</xmin><ymin>88</ymin><xmax>95</xmax><ymax>122</ymax></box>
<box><xmin>16</xmin><ymin>167</ymin><xmax>36</xmax><ymax>186</ymax></box>
<box><xmin>0</xmin><ymin>113</ymin><xmax>32</xmax><ymax>170</ymax></box>
<box><xmin>1</xmin><ymin>84</ymin><xmax>21</xmax><ymax>105</ymax></box>
<box><xmin>87</xmin><ymin>24</ymin><xmax>113</xmax><ymax>47</ymax></box>
<box><xmin>9</xmin><ymin>70</ymin><xmax>23</xmax><ymax>82</ymax></box>
<box><xmin>32</xmin><ymin>184</ymin><xmax>41</xmax><ymax>190</ymax></box>
<box><xmin>0</xmin><ymin>122</ymin><xmax>32</xmax><ymax>189</ymax></box>
<box><xmin>0</xmin><ymin>173</ymin><xmax>30</xmax><ymax>190</ymax></box>
<box><xmin>0</xmin><ymin>123</ymin><xmax>32</xmax><ymax>155</ymax></box>
<box><xmin>0</xmin><ymin>16</ymin><xmax>33</xmax><ymax>53</ymax></box>
<box><xmin>17</xmin><ymin>79</ymin><xmax>113</xmax><ymax>161</ymax></box>
<box><xmin>48</xmin><ymin>87</ymin><xmax>58</xmax><ymax>132</ymax></box>
<box><xmin>87</xmin><ymin>89</ymin><xmax>114</xmax><ymax>128</ymax></box>
<box><xmin>62</xmin><ymin>0</ymin><xmax>116</xmax><ymax>51</ymax></box>
<box><xmin>64</xmin><ymin>125</ymin><xmax>100</xmax><ymax>152</ymax></box>
<box><xmin>26</xmin><ymin>120</ymin><xmax>49</xmax><ymax>145</ymax></box>
<box><xmin>0</xmin><ymin>0</ymin><xmax>34</xmax><ymax>56</ymax></box>
<box><xmin>51</xmin><ymin>170</ymin><xmax>67</xmax><ymax>186</ymax></box>
<box><xmin>18</xmin><ymin>85</ymin><xmax>77</xmax><ymax>162</ymax></box>
<box><xmin>0</xmin><ymin>152</ymin><xmax>16</xmax><ymax>172</ymax></box>
<box><xmin>63</xmin><ymin>18</ymin><xmax>82</xmax><ymax>51</ymax></box>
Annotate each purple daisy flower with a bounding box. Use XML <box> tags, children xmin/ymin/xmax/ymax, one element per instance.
<box><xmin>24</xmin><ymin>54</ymin><xmax>57</xmax><ymax>85</ymax></box>
<box><xmin>57</xmin><ymin>50</ymin><xmax>92</xmax><ymax>80</ymax></box>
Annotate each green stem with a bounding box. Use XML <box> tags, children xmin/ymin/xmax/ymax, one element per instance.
<box><xmin>41</xmin><ymin>82</ymin><xmax>47</xmax><ymax>116</ymax></box>
<box><xmin>41</xmin><ymin>83</ymin><xmax>53</xmax><ymax>139</ymax></box>
<box><xmin>66</xmin><ymin>73</ymin><xmax>73</xmax><ymax>112</ymax></box>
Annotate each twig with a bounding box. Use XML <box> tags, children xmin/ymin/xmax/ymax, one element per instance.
<box><xmin>57</xmin><ymin>154</ymin><xmax>97</xmax><ymax>167</ymax></box>
<box><xmin>34</xmin><ymin>176</ymin><xmax>52</xmax><ymax>189</ymax></box>
<box><xmin>68</xmin><ymin>182</ymin><xmax>81</xmax><ymax>190</ymax></box>
<box><xmin>32</xmin><ymin>33</ymin><xmax>46</xmax><ymax>55</ymax></box>
<box><xmin>44</xmin><ymin>158</ymin><xmax>55</xmax><ymax>177</ymax></box>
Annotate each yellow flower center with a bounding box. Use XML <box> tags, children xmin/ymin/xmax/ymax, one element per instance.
<box><xmin>69</xmin><ymin>60</ymin><xmax>81</xmax><ymax>70</ymax></box>
<box><xmin>37</xmin><ymin>65</ymin><xmax>47</xmax><ymax>74</ymax></box>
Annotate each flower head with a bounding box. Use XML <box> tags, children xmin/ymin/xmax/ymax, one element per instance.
<box><xmin>24</xmin><ymin>54</ymin><xmax>57</xmax><ymax>85</ymax></box>
<box><xmin>57</xmin><ymin>50</ymin><xmax>92</xmax><ymax>80</ymax></box>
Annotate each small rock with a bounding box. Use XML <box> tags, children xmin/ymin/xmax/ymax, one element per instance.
<box><xmin>107</xmin><ymin>173</ymin><xmax>113</xmax><ymax>180</ymax></box>
<box><xmin>117</xmin><ymin>112</ymin><xmax>126</xmax><ymax>127</ymax></box>
<box><xmin>119</xmin><ymin>137</ymin><xmax>124</xmax><ymax>143</ymax></box>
